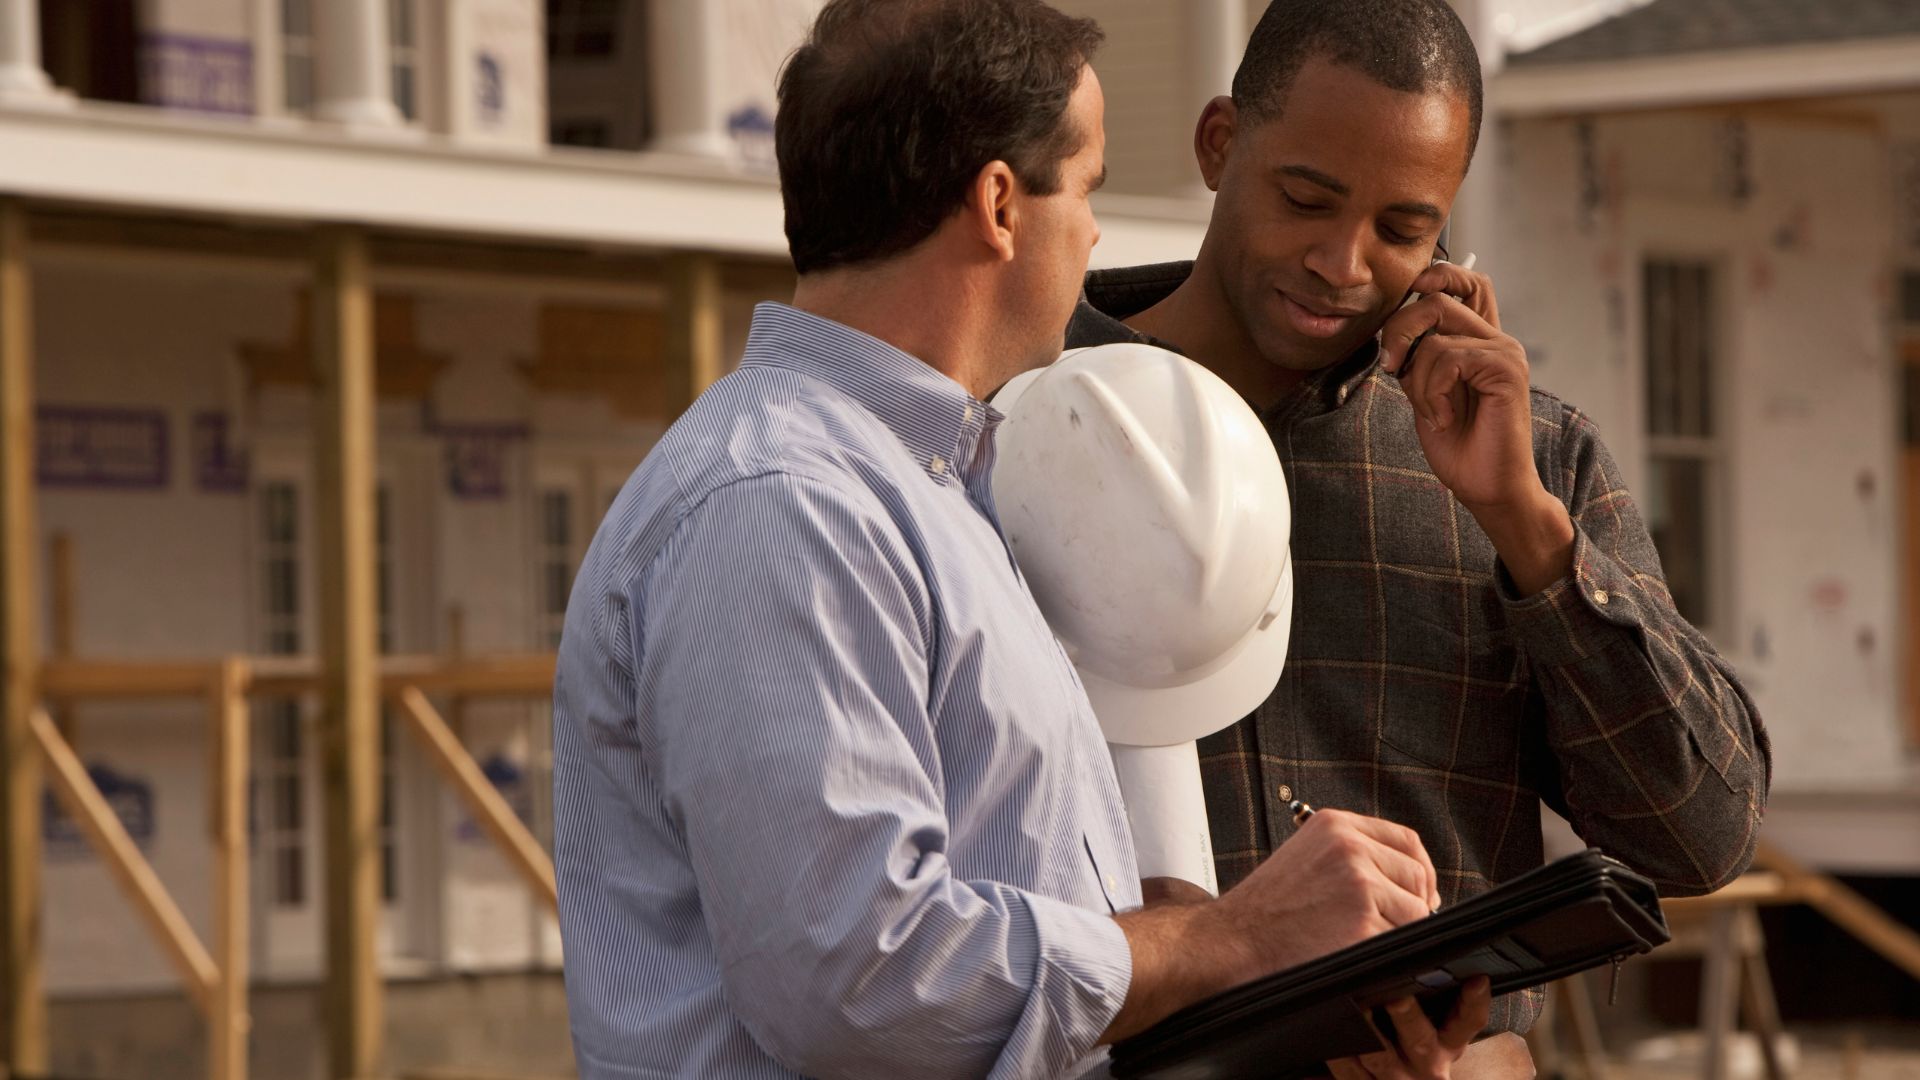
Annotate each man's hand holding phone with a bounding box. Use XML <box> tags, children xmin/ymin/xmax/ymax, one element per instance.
<box><xmin>1378</xmin><ymin>259</ymin><xmax>1575</xmax><ymax>597</ymax></box>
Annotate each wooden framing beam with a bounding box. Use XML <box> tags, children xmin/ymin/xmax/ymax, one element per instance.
<box><xmin>38</xmin><ymin>659</ymin><xmax>224</xmax><ymax>700</ymax></box>
<box><xmin>0</xmin><ymin>196</ymin><xmax>48</xmax><ymax>1076</ymax></box>
<box><xmin>30</xmin><ymin>709</ymin><xmax>218</xmax><ymax>1014</ymax></box>
<box><xmin>38</xmin><ymin>653</ymin><xmax>558</xmax><ymax>702</ymax></box>
<box><xmin>313</xmin><ymin>226</ymin><xmax>384</xmax><ymax>1080</ymax></box>
<box><xmin>210</xmin><ymin>658</ymin><xmax>251</xmax><ymax>1080</ymax></box>
<box><xmin>1660</xmin><ymin>872</ymin><xmax>1804</xmax><ymax>917</ymax></box>
<box><xmin>662</xmin><ymin>251</ymin><xmax>724</xmax><ymax>420</ymax></box>
<box><xmin>1752</xmin><ymin>843</ymin><xmax>1920</xmax><ymax>983</ymax></box>
<box><xmin>395</xmin><ymin>688</ymin><xmax>557</xmax><ymax>913</ymax></box>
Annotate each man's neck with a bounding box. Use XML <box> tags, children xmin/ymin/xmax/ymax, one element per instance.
<box><xmin>1121</xmin><ymin>265</ymin><xmax>1309</xmax><ymax>413</ymax></box>
<box><xmin>790</xmin><ymin>259</ymin><xmax>1002</xmax><ymax>400</ymax></box>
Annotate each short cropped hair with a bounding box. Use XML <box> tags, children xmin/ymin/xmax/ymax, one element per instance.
<box><xmin>775</xmin><ymin>0</ymin><xmax>1103</xmax><ymax>275</ymax></box>
<box><xmin>1233</xmin><ymin>0</ymin><xmax>1484</xmax><ymax>167</ymax></box>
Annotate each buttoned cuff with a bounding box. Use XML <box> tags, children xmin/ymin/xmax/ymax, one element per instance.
<box><xmin>1496</xmin><ymin>525</ymin><xmax>1647</xmax><ymax>669</ymax></box>
<box><xmin>1014</xmin><ymin>890</ymin><xmax>1133</xmax><ymax>1070</ymax></box>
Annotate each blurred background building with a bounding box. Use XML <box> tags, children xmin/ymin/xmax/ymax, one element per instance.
<box><xmin>0</xmin><ymin>1</ymin><xmax>1913</xmax><ymax>1078</ymax></box>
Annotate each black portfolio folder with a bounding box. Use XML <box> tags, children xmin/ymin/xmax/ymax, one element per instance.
<box><xmin>1110</xmin><ymin>849</ymin><xmax>1670</xmax><ymax>1079</ymax></box>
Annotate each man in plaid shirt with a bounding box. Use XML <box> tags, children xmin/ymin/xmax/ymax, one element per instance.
<box><xmin>1066</xmin><ymin>1</ymin><xmax>1771</xmax><ymax>1073</ymax></box>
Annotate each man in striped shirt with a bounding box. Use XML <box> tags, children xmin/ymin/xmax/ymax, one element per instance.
<box><xmin>554</xmin><ymin>2</ymin><xmax>1488</xmax><ymax>1077</ymax></box>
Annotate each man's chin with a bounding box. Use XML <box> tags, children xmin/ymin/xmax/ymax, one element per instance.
<box><xmin>1261</xmin><ymin>329</ymin><xmax>1368</xmax><ymax>374</ymax></box>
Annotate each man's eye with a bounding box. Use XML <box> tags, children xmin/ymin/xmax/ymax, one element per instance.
<box><xmin>1282</xmin><ymin>192</ymin><xmax>1328</xmax><ymax>213</ymax></box>
<box><xmin>1380</xmin><ymin>226</ymin><xmax>1419</xmax><ymax>245</ymax></box>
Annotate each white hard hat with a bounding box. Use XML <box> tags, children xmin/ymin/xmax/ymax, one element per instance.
<box><xmin>991</xmin><ymin>343</ymin><xmax>1293</xmax><ymax>748</ymax></box>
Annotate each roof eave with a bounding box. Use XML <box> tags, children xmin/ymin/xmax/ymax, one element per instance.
<box><xmin>1493</xmin><ymin>34</ymin><xmax>1920</xmax><ymax>117</ymax></box>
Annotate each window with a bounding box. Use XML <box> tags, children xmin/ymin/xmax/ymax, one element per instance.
<box><xmin>1642</xmin><ymin>259</ymin><xmax>1721</xmax><ymax>631</ymax></box>
<box><xmin>259</xmin><ymin>482</ymin><xmax>306</xmax><ymax>907</ymax></box>
<box><xmin>389</xmin><ymin>0</ymin><xmax>419</xmax><ymax>121</ymax></box>
<box><xmin>548</xmin><ymin>0</ymin><xmax>624</xmax><ymax>59</ymax></box>
<box><xmin>551</xmin><ymin>119</ymin><xmax>613</xmax><ymax>148</ymax></box>
<box><xmin>41</xmin><ymin>0</ymin><xmax>140</xmax><ymax>104</ymax></box>
<box><xmin>281</xmin><ymin>0</ymin><xmax>315</xmax><ymax>113</ymax></box>
<box><xmin>538</xmin><ymin>489</ymin><xmax>575</xmax><ymax>649</ymax></box>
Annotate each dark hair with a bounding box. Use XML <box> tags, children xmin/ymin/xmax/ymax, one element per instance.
<box><xmin>775</xmin><ymin>0</ymin><xmax>1103</xmax><ymax>275</ymax></box>
<box><xmin>1233</xmin><ymin>0</ymin><xmax>1483</xmax><ymax>167</ymax></box>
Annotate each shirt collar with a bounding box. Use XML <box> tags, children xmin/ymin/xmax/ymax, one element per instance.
<box><xmin>739</xmin><ymin>302</ymin><xmax>998</xmax><ymax>485</ymax></box>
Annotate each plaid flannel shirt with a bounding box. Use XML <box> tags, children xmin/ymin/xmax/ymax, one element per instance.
<box><xmin>1068</xmin><ymin>263</ymin><xmax>1772</xmax><ymax>1035</ymax></box>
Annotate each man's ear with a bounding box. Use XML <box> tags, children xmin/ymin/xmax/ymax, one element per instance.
<box><xmin>965</xmin><ymin>160</ymin><xmax>1019</xmax><ymax>262</ymax></box>
<box><xmin>1194</xmin><ymin>96</ymin><xmax>1237</xmax><ymax>192</ymax></box>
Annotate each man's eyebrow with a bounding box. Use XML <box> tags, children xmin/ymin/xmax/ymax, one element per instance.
<box><xmin>1279</xmin><ymin>164</ymin><xmax>1443</xmax><ymax>220</ymax></box>
<box><xmin>1385</xmin><ymin>201</ymin><xmax>1445</xmax><ymax>221</ymax></box>
<box><xmin>1278</xmin><ymin>164</ymin><xmax>1349</xmax><ymax>196</ymax></box>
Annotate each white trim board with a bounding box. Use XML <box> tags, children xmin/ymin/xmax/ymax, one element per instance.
<box><xmin>0</xmin><ymin>100</ymin><xmax>1208</xmax><ymax>268</ymax></box>
<box><xmin>1493</xmin><ymin>36</ymin><xmax>1920</xmax><ymax>118</ymax></box>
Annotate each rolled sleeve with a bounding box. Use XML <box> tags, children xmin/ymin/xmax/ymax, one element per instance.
<box><xmin>636</xmin><ymin>471</ymin><xmax>1130</xmax><ymax>1079</ymax></box>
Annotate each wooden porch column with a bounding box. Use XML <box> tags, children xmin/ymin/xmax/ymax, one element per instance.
<box><xmin>0</xmin><ymin>197</ymin><xmax>47</xmax><ymax>1077</ymax></box>
<box><xmin>210</xmin><ymin>658</ymin><xmax>251</xmax><ymax>1080</ymax></box>
<box><xmin>313</xmin><ymin>227</ymin><xmax>382</xmax><ymax>1080</ymax></box>
<box><xmin>663</xmin><ymin>252</ymin><xmax>724</xmax><ymax>420</ymax></box>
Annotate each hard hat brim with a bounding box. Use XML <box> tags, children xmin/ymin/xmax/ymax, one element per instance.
<box><xmin>1086</xmin><ymin>562</ymin><xmax>1293</xmax><ymax>747</ymax></box>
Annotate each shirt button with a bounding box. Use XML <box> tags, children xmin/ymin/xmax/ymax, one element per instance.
<box><xmin>1593</xmin><ymin>589</ymin><xmax>1610</xmax><ymax>606</ymax></box>
<box><xmin>930</xmin><ymin>455</ymin><xmax>947</xmax><ymax>476</ymax></box>
<box><xmin>1105</xmin><ymin>873</ymin><xmax>1118</xmax><ymax>893</ymax></box>
<box><xmin>962</xmin><ymin>403</ymin><xmax>974</xmax><ymax>424</ymax></box>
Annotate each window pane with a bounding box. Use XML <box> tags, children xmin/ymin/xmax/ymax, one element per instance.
<box><xmin>274</xmin><ymin>774</ymin><xmax>302</xmax><ymax>831</ymax></box>
<box><xmin>389</xmin><ymin>0</ymin><xmax>415</xmax><ymax>46</ymax></box>
<box><xmin>268</xmin><ymin>559</ymin><xmax>296</xmax><ymax>616</ymax></box>
<box><xmin>392</xmin><ymin>64</ymin><xmax>415</xmax><ymax>119</ymax></box>
<box><xmin>1644</xmin><ymin>259</ymin><xmax>1715</xmax><ymax>439</ymax></box>
<box><xmin>282</xmin><ymin>0</ymin><xmax>311</xmax><ymax>37</ymax></box>
<box><xmin>284</xmin><ymin>54</ymin><xmax>313</xmax><ymax>112</ymax></box>
<box><xmin>276</xmin><ymin>846</ymin><xmax>304</xmax><ymax>906</ymax></box>
<box><xmin>265</xmin><ymin>484</ymin><xmax>296</xmax><ymax>543</ymax></box>
<box><xmin>382</xmin><ymin>843</ymin><xmax>399</xmax><ymax>902</ymax></box>
<box><xmin>1646</xmin><ymin>455</ymin><xmax>1710</xmax><ymax>626</ymax></box>
<box><xmin>271</xmin><ymin>707</ymin><xmax>301</xmax><ymax>759</ymax></box>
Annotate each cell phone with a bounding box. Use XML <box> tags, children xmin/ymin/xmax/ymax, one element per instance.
<box><xmin>1392</xmin><ymin>252</ymin><xmax>1477</xmax><ymax>377</ymax></box>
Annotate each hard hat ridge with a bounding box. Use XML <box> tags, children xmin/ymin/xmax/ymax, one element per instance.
<box><xmin>991</xmin><ymin>342</ymin><xmax>1294</xmax><ymax>748</ymax></box>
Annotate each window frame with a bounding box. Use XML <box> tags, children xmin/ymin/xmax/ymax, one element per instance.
<box><xmin>1639</xmin><ymin>252</ymin><xmax>1732</xmax><ymax>642</ymax></box>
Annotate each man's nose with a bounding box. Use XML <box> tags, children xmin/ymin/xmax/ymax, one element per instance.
<box><xmin>1303</xmin><ymin>224</ymin><xmax>1372</xmax><ymax>291</ymax></box>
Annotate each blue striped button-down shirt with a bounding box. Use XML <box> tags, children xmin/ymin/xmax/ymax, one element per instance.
<box><xmin>553</xmin><ymin>303</ymin><xmax>1141</xmax><ymax>1079</ymax></box>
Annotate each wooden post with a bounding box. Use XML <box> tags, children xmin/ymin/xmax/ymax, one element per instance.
<box><xmin>662</xmin><ymin>252</ymin><xmax>724</xmax><ymax>420</ymax></box>
<box><xmin>0</xmin><ymin>196</ymin><xmax>48</xmax><ymax>1076</ymax></box>
<box><xmin>1698</xmin><ymin>907</ymin><xmax>1738</xmax><ymax>1080</ymax></box>
<box><xmin>210</xmin><ymin>658</ymin><xmax>251</xmax><ymax>1080</ymax></box>
<box><xmin>313</xmin><ymin>227</ymin><xmax>383</xmax><ymax>1080</ymax></box>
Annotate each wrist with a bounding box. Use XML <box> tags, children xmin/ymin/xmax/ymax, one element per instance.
<box><xmin>1466</xmin><ymin>487</ymin><xmax>1573</xmax><ymax>597</ymax></box>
